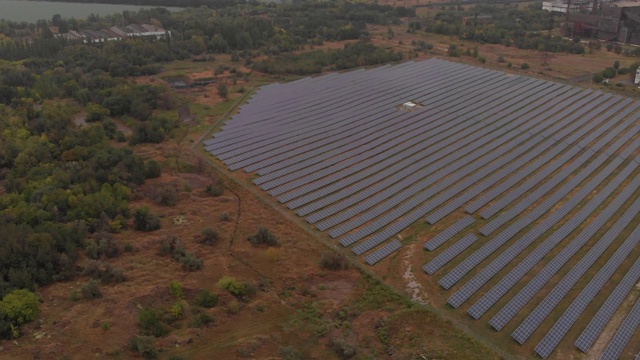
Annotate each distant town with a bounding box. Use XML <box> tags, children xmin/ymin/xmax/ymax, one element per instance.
<box><xmin>53</xmin><ymin>23</ymin><xmax>169</xmax><ymax>43</ymax></box>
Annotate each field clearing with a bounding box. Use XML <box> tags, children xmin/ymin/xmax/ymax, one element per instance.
<box><xmin>205</xmin><ymin>58</ymin><xmax>640</xmax><ymax>360</ymax></box>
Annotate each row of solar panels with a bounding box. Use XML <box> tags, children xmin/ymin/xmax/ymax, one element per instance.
<box><xmin>207</xmin><ymin>59</ymin><xmax>640</xmax><ymax>358</ymax></box>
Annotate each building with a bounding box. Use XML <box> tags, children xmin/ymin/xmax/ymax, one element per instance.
<box><xmin>542</xmin><ymin>0</ymin><xmax>594</xmax><ymax>14</ymax></box>
<box><xmin>54</xmin><ymin>24</ymin><xmax>170</xmax><ymax>43</ymax></box>
<box><xmin>557</xmin><ymin>1</ymin><xmax>640</xmax><ymax>44</ymax></box>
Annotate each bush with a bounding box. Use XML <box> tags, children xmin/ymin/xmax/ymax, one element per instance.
<box><xmin>247</xmin><ymin>227</ymin><xmax>279</xmax><ymax>246</ymax></box>
<box><xmin>81</xmin><ymin>280</ymin><xmax>103</xmax><ymax>300</ymax></box>
<box><xmin>497</xmin><ymin>55</ymin><xmax>506</xmax><ymax>63</ymax></box>
<box><xmin>447</xmin><ymin>44</ymin><xmax>460</xmax><ymax>57</ymax></box>
<box><xmin>159</xmin><ymin>236</ymin><xmax>202</xmax><ymax>271</ymax></box>
<box><xmin>0</xmin><ymin>289</ymin><xmax>40</xmax><ymax>327</ymax></box>
<box><xmin>134</xmin><ymin>207</ymin><xmax>161</xmax><ymax>231</ymax></box>
<box><xmin>86</xmin><ymin>231</ymin><xmax>122</xmax><ymax>260</ymax></box>
<box><xmin>196</xmin><ymin>289</ymin><xmax>218</xmax><ymax>308</ymax></box>
<box><xmin>83</xmin><ymin>260</ymin><xmax>126</xmax><ymax>283</ymax></box>
<box><xmin>279</xmin><ymin>346</ymin><xmax>305</xmax><ymax>360</ymax></box>
<box><xmin>319</xmin><ymin>252</ymin><xmax>349</xmax><ymax>271</ymax></box>
<box><xmin>520</xmin><ymin>63</ymin><xmax>530</xmax><ymax>70</ymax></box>
<box><xmin>129</xmin><ymin>336</ymin><xmax>158</xmax><ymax>359</ymax></box>
<box><xmin>145</xmin><ymin>160</ymin><xmax>161</xmax><ymax>179</ymax></box>
<box><xmin>217</xmin><ymin>276</ymin><xmax>250</xmax><ymax>299</ymax></box>
<box><xmin>170</xmin><ymin>301</ymin><xmax>185</xmax><ymax>319</ymax></box>
<box><xmin>138</xmin><ymin>308</ymin><xmax>170</xmax><ymax>337</ymax></box>
<box><xmin>199</xmin><ymin>228</ymin><xmax>219</xmax><ymax>245</ymax></box>
<box><xmin>151</xmin><ymin>183</ymin><xmax>179</xmax><ymax>206</ymax></box>
<box><xmin>168</xmin><ymin>281</ymin><xmax>184</xmax><ymax>299</ymax></box>
<box><xmin>220</xmin><ymin>212</ymin><xmax>231</xmax><ymax>221</ymax></box>
<box><xmin>189</xmin><ymin>312</ymin><xmax>214</xmax><ymax>328</ymax></box>
<box><xmin>86</xmin><ymin>103</ymin><xmax>109</xmax><ymax>122</ymax></box>
<box><xmin>330</xmin><ymin>338</ymin><xmax>356</xmax><ymax>359</ymax></box>
<box><xmin>206</xmin><ymin>178</ymin><xmax>224</xmax><ymax>197</ymax></box>
<box><xmin>592</xmin><ymin>72</ymin><xmax>604</xmax><ymax>83</ymax></box>
<box><xmin>618</xmin><ymin>67</ymin><xmax>630</xmax><ymax>75</ymax></box>
<box><xmin>602</xmin><ymin>67</ymin><xmax>617</xmax><ymax>79</ymax></box>
<box><xmin>179</xmin><ymin>253</ymin><xmax>204</xmax><ymax>271</ymax></box>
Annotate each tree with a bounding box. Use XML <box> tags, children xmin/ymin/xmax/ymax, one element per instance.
<box><xmin>145</xmin><ymin>160</ymin><xmax>161</xmax><ymax>179</ymax></box>
<box><xmin>0</xmin><ymin>289</ymin><xmax>40</xmax><ymax>326</ymax></box>
<box><xmin>247</xmin><ymin>227</ymin><xmax>279</xmax><ymax>246</ymax></box>
<box><xmin>133</xmin><ymin>207</ymin><xmax>161</xmax><ymax>231</ymax></box>
<box><xmin>86</xmin><ymin>103</ymin><xmax>109</xmax><ymax>122</ymax></box>
<box><xmin>217</xmin><ymin>82</ymin><xmax>228</xmax><ymax>99</ymax></box>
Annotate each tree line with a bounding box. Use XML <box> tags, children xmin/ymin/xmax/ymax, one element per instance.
<box><xmin>422</xmin><ymin>2</ymin><xmax>584</xmax><ymax>54</ymax></box>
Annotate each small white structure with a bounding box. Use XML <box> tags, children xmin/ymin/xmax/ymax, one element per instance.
<box><xmin>402</xmin><ymin>101</ymin><xmax>417</xmax><ymax>110</ymax></box>
<box><xmin>635</xmin><ymin>67</ymin><xmax>640</xmax><ymax>85</ymax></box>
<box><xmin>542</xmin><ymin>0</ymin><xmax>594</xmax><ymax>14</ymax></box>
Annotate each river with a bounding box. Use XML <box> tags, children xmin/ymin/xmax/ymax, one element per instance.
<box><xmin>0</xmin><ymin>0</ymin><xmax>183</xmax><ymax>23</ymax></box>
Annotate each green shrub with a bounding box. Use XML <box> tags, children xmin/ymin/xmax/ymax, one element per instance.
<box><xmin>134</xmin><ymin>207</ymin><xmax>161</xmax><ymax>231</ymax></box>
<box><xmin>247</xmin><ymin>227</ymin><xmax>279</xmax><ymax>246</ymax></box>
<box><xmin>330</xmin><ymin>338</ymin><xmax>356</xmax><ymax>359</ymax></box>
<box><xmin>279</xmin><ymin>345</ymin><xmax>305</xmax><ymax>360</ymax></box>
<box><xmin>196</xmin><ymin>289</ymin><xmax>218</xmax><ymax>308</ymax></box>
<box><xmin>179</xmin><ymin>253</ymin><xmax>204</xmax><ymax>271</ymax></box>
<box><xmin>160</xmin><ymin>235</ymin><xmax>185</xmax><ymax>258</ymax></box>
<box><xmin>128</xmin><ymin>336</ymin><xmax>158</xmax><ymax>359</ymax></box>
<box><xmin>86</xmin><ymin>231</ymin><xmax>122</xmax><ymax>260</ymax></box>
<box><xmin>319</xmin><ymin>252</ymin><xmax>349</xmax><ymax>271</ymax></box>
<box><xmin>199</xmin><ymin>228</ymin><xmax>219</xmax><ymax>245</ymax></box>
<box><xmin>189</xmin><ymin>312</ymin><xmax>214</xmax><ymax>328</ymax></box>
<box><xmin>151</xmin><ymin>183</ymin><xmax>179</xmax><ymax>206</ymax></box>
<box><xmin>145</xmin><ymin>160</ymin><xmax>162</xmax><ymax>179</ymax></box>
<box><xmin>170</xmin><ymin>301</ymin><xmax>185</xmax><ymax>319</ymax></box>
<box><xmin>497</xmin><ymin>55</ymin><xmax>506</xmax><ymax>63</ymax></box>
<box><xmin>592</xmin><ymin>72</ymin><xmax>604</xmax><ymax>83</ymax></box>
<box><xmin>138</xmin><ymin>308</ymin><xmax>170</xmax><ymax>337</ymax></box>
<box><xmin>220</xmin><ymin>212</ymin><xmax>231</xmax><ymax>221</ymax></box>
<box><xmin>83</xmin><ymin>260</ymin><xmax>126</xmax><ymax>283</ymax></box>
<box><xmin>0</xmin><ymin>289</ymin><xmax>40</xmax><ymax>326</ymax></box>
<box><xmin>81</xmin><ymin>280</ymin><xmax>103</xmax><ymax>300</ymax></box>
<box><xmin>168</xmin><ymin>281</ymin><xmax>184</xmax><ymax>299</ymax></box>
<box><xmin>618</xmin><ymin>67</ymin><xmax>630</xmax><ymax>75</ymax></box>
<box><xmin>520</xmin><ymin>63</ymin><xmax>530</xmax><ymax>70</ymax></box>
<box><xmin>602</xmin><ymin>67</ymin><xmax>617</xmax><ymax>79</ymax></box>
<box><xmin>206</xmin><ymin>178</ymin><xmax>224</xmax><ymax>197</ymax></box>
<box><xmin>217</xmin><ymin>276</ymin><xmax>250</xmax><ymax>298</ymax></box>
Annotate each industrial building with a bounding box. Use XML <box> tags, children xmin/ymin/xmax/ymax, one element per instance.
<box><xmin>546</xmin><ymin>0</ymin><xmax>640</xmax><ymax>44</ymax></box>
<box><xmin>54</xmin><ymin>24</ymin><xmax>169</xmax><ymax>43</ymax></box>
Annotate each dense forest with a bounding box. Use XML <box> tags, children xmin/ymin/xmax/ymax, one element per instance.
<box><xmin>0</xmin><ymin>0</ymin><xmax>414</xmax><ymax>340</ymax></box>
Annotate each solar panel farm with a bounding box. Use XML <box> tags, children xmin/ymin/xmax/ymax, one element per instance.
<box><xmin>204</xmin><ymin>58</ymin><xmax>640</xmax><ymax>359</ymax></box>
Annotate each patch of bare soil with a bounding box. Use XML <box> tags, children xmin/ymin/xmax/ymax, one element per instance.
<box><xmin>402</xmin><ymin>242</ymin><xmax>427</xmax><ymax>305</ymax></box>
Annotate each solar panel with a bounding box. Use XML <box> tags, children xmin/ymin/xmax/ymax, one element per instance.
<box><xmin>513</xmin><ymin>222</ymin><xmax>640</xmax><ymax>346</ymax></box>
<box><xmin>423</xmin><ymin>234</ymin><xmax>477</xmax><ymax>275</ymax></box>
<box><xmin>598</xmin><ymin>297</ymin><xmax>640</xmax><ymax>360</ymax></box>
<box><xmin>204</xmin><ymin>59</ymin><xmax>640</xmax><ymax>355</ymax></box>
<box><xmin>466</xmin><ymin>159</ymin><xmax>636</xmax><ymax>318</ymax></box>
<box><xmin>576</xmin><ymin>256</ymin><xmax>640</xmax><ymax>353</ymax></box>
<box><xmin>364</xmin><ymin>239</ymin><xmax>403</xmax><ymax>265</ymax></box>
<box><xmin>424</xmin><ymin>216</ymin><xmax>476</xmax><ymax>251</ymax></box>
